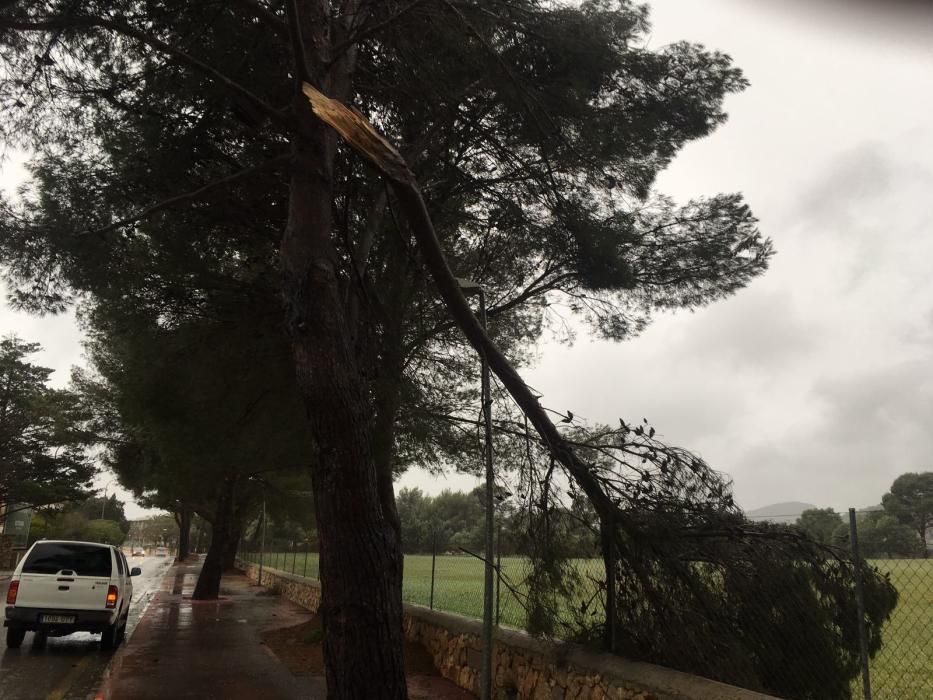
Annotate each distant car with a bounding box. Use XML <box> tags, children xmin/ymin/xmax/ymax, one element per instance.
<box><xmin>154</xmin><ymin>547</ymin><xmax>168</xmax><ymax>557</ymax></box>
<box><xmin>131</xmin><ymin>549</ymin><xmax>145</xmax><ymax>557</ymax></box>
<box><xmin>4</xmin><ymin>540</ymin><xmax>140</xmax><ymax>650</ymax></box>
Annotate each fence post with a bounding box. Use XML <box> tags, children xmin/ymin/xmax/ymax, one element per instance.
<box><xmin>602</xmin><ymin>520</ymin><xmax>617</xmax><ymax>653</ymax></box>
<box><xmin>258</xmin><ymin>495</ymin><xmax>266</xmax><ymax>585</ymax></box>
<box><xmin>849</xmin><ymin>508</ymin><xmax>872</xmax><ymax>700</ymax></box>
<box><xmin>303</xmin><ymin>541</ymin><xmax>309</xmax><ymax>578</ymax></box>
<box><xmin>292</xmin><ymin>542</ymin><xmax>297</xmax><ymax>574</ymax></box>
<box><xmin>496</xmin><ymin>524</ymin><xmax>501</xmax><ymax>626</ymax></box>
<box><xmin>430</xmin><ymin>530</ymin><xmax>437</xmax><ymax>610</ymax></box>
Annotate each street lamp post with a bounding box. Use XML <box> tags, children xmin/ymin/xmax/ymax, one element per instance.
<box><xmin>259</xmin><ymin>491</ymin><xmax>267</xmax><ymax>584</ymax></box>
<box><xmin>457</xmin><ymin>277</ymin><xmax>495</xmax><ymax>700</ymax></box>
<box><xmin>100</xmin><ymin>479</ymin><xmax>116</xmax><ymax>520</ymax></box>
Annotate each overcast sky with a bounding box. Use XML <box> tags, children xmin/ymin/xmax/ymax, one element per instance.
<box><xmin>3</xmin><ymin>1</ymin><xmax>933</xmax><ymax>518</ymax></box>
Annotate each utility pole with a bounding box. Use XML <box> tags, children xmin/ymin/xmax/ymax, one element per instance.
<box><xmin>457</xmin><ymin>277</ymin><xmax>495</xmax><ymax>700</ymax></box>
<box><xmin>100</xmin><ymin>479</ymin><xmax>115</xmax><ymax>520</ymax></box>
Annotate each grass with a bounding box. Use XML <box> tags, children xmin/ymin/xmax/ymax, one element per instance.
<box><xmin>243</xmin><ymin>550</ymin><xmax>932</xmax><ymax>699</ymax></box>
<box><xmin>860</xmin><ymin>559</ymin><xmax>933</xmax><ymax>700</ymax></box>
<box><xmin>245</xmin><ymin>550</ymin><xmax>536</xmax><ymax>625</ymax></box>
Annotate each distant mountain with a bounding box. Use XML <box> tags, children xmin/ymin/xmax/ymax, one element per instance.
<box><xmin>745</xmin><ymin>502</ymin><xmax>819</xmax><ymax>524</ymax></box>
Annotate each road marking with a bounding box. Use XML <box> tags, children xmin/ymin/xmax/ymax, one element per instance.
<box><xmin>46</xmin><ymin>653</ymin><xmax>95</xmax><ymax>700</ymax></box>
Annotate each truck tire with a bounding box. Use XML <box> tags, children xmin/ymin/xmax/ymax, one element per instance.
<box><xmin>5</xmin><ymin>625</ymin><xmax>25</xmax><ymax>648</ymax></box>
<box><xmin>32</xmin><ymin>631</ymin><xmax>47</xmax><ymax>650</ymax></box>
<box><xmin>100</xmin><ymin>621</ymin><xmax>118</xmax><ymax>650</ymax></box>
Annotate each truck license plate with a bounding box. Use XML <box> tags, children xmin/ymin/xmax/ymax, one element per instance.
<box><xmin>40</xmin><ymin>614</ymin><xmax>76</xmax><ymax>624</ymax></box>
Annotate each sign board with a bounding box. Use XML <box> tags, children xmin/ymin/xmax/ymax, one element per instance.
<box><xmin>3</xmin><ymin>506</ymin><xmax>33</xmax><ymax>548</ymax></box>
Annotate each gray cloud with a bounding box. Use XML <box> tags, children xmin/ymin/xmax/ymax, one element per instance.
<box><xmin>527</xmin><ymin>2</ymin><xmax>933</xmax><ymax>513</ymax></box>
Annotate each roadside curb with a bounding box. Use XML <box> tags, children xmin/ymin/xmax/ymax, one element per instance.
<box><xmin>92</xmin><ymin>559</ymin><xmax>177</xmax><ymax>698</ymax></box>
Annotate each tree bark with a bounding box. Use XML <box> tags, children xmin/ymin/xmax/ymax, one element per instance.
<box><xmin>222</xmin><ymin>514</ymin><xmax>243</xmax><ymax>571</ymax></box>
<box><xmin>274</xmin><ymin>4</ymin><xmax>407</xmax><ymax>695</ymax></box>
<box><xmin>176</xmin><ymin>507</ymin><xmax>192</xmax><ymax>562</ymax></box>
<box><xmin>193</xmin><ymin>518</ymin><xmax>206</xmax><ymax>554</ymax></box>
<box><xmin>192</xmin><ymin>478</ymin><xmax>235</xmax><ymax>600</ymax></box>
<box><xmin>280</xmin><ymin>86</ymin><xmax>406</xmax><ymax>700</ymax></box>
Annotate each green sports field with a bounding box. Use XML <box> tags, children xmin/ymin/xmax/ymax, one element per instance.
<box><xmin>245</xmin><ymin>551</ymin><xmax>932</xmax><ymax>699</ymax></box>
<box><xmin>243</xmin><ymin>550</ymin><xmax>573</xmax><ymax>627</ymax></box>
<box><xmin>860</xmin><ymin>559</ymin><xmax>933</xmax><ymax>700</ymax></box>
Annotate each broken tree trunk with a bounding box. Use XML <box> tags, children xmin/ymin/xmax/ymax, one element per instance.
<box><xmin>281</xmin><ymin>77</ymin><xmax>406</xmax><ymax>696</ymax></box>
<box><xmin>301</xmin><ymin>83</ymin><xmax>619</xmax><ymax>526</ymax></box>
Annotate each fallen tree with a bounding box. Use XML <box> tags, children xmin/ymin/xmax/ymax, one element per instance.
<box><xmin>302</xmin><ymin>83</ymin><xmax>899</xmax><ymax>700</ymax></box>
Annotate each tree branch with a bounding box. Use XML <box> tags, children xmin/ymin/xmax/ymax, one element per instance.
<box><xmin>76</xmin><ymin>154</ymin><xmax>290</xmax><ymax>238</ymax></box>
<box><xmin>285</xmin><ymin>0</ymin><xmax>312</xmax><ymax>84</ymax></box>
<box><xmin>301</xmin><ymin>82</ymin><xmax>619</xmax><ymax>521</ymax></box>
<box><xmin>0</xmin><ymin>13</ymin><xmax>289</xmax><ymax>129</ymax></box>
<box><xmin>329</xmin><ymin>0</ymin><xmax>431</xmax><ymax>61</ymax></box>
<box><xmin>232</xmin><ymin>0</ymin><xmax>289</xmax><ymax>40</ymax></box>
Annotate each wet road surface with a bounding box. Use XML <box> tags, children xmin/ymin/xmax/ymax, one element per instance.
<box><xmin>0</xmin><ymin>555</ymin><xmax>173</xmax><ymax>700</ymax></box>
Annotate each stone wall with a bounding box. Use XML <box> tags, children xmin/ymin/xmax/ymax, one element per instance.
<box><xmin>236</xmin><ymin>560</ymin><xmax>778</xmax><ymax>700</ymax></box>
<box><xmin>239</xmin><ymin>560</ymin><xmax>321</xmax><ymax>613</ymax></box>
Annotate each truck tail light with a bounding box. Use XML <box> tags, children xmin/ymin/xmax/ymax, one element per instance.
<box><xmin>106</xmin><ymin>585</ymin><xmax>118</xmax><ymax>609</ymax></box>
<box><xmin>6</xmin><ymin>580</ymin><xmax>18</xmax><ymax>605</ymax></box>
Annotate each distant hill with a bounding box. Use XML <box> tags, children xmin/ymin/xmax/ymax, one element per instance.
<box><xmin>745</xmin><ymin>502</ymin><xmax>818</xmax><ymax>524</ymax></box>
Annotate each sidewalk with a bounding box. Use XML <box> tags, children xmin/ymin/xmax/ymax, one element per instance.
<box><xmin>96</xmin><ymin>560</ymin><xmax>326</xmax><ymax>699</ymax></box>
<box><xmin>96</xmin><ymin>560</ymin><xmax>474</xmax><ymax>700</ymax></box>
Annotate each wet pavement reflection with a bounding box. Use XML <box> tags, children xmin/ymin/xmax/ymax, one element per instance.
<box><xmin>94</xmin><ymin>561</ymin><xmax>325</xmax><ymax>699</ymax></box>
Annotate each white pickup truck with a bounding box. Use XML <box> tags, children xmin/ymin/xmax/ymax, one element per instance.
<box><xmin>4</xmin><ymin>540</ymin><xmax>139</xmax><ymax>650</ymax></box>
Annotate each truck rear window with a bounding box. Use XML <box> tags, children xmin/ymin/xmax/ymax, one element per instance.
<box><xmin>22</xmin><ymin>543</ymin><xmax>112</xmax><ymax>577</ymax></box>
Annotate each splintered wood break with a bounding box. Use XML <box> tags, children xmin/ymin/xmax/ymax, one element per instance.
<box><xmin>301</xmin><ymin>82</ymin><xmax>414</xmax><ymax>184</ymax></box>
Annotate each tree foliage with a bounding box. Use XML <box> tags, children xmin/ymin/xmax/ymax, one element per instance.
<box><xmin>76</xmin><ymin>494</ymin><xmax>130</xmax><ymax>534</ymax></box>
<box><xmin>0</xmin><ymin>336</ymin><xmax>95</xmax><ymax>510</ymax></box>
<box><xmin>796</xmin><ymin>507</ymin><xmax>843</xmax><ymax>544</ymax></box>
<box><xmin>832</xmin><ymin>509</ymin><xmax>924</xmax><ymax>559</ymax></box>
<box><xmin>0</xmin><ymin>0</ymin><xmax>772</xmax><ymax>481</ymax></box>
<box><xmin>465</xmin><ymin>414</ymin><xmax>899</xmax><ymax>700</ymax></box>
<box><xmin>28</xmin><ymin>495</ymin><xmax>128</xmax><ymax>546</ymax></box>
<box><xmin>77</xmin><ymin>302</ymin><xmax>314</xmax><ymax>596</ymax></box>
<box><xmin>882</xmin><ymin>472</ymin><xmax>933</xmax><ymax>557</ymax></box>
<box><xmin>0</xmin><ymin>1</ymin><xmax>804</xmax><ymax>696</ymax></box>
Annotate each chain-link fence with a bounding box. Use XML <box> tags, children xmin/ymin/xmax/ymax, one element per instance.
<box><xmin>238</xmin><ymin>537</ymin><xmax>320</xmax><ymax>580</ymax></box>
<box><xmin>236</xmin><ymin>534</ymin><xmax>604</xmax><ymax>631</ymax></box>
<box><xmin>237</xmin><ymin>508</ymin><xmax>932</xmax><ymax>700</ymax></box>
<box><xmin>844</xmin><ymin>510</ymin><xmax>932</xmax><ymax>700</ymax></box>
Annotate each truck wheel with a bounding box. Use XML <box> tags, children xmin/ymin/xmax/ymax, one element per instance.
<box><xmin>5</xmin><ymin>625</ymin><xmax>25</xmax><ymax>648</ymax></box>
<box><xmin>100</xmin><ymin>622</ymin><xmax>118</xmax><ymax>650</ymax></box>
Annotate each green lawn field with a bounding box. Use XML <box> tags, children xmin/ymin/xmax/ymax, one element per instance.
<box><xmin>242</xmin><ymin>550</ymin><xmax>932</xmax><ymax>699</ymax></box>
<box><xmin>859</xmin><ymin>559</ymin><xmax>933</xmax><ymax>700</ymax></box>
<box><xmin>241</xmin><ymin>550</ymin><xmax>558</xmax><ymax>627</ymax></box>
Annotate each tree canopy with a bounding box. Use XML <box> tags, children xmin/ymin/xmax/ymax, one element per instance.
<box><xmin>1</xmin><ymin>2</ymin><xmax>889</xmax><ymax>699</ymax></box>
<box><xmin>796</xmin><ymin>508</ymin><xmax>843</xmax><ymax>544</ymax></box>
<box><xmin>0</xmin><ymin>336</ymin><xmax>95</xmax><ymax>511</ymax></box>
<box><xmin>77</xmin><ymin>301</ymin><xmax>314</xmax><ymax>595</ymax></box>
<box><xmin>882</xmin><ymin>472</ymin><xmax>933</xmax><ymax>557</ymax></box>
<box><xmin>27</xmin><ymin>494</ymin><xmax>128</xmax><ymax>546</ymax></box>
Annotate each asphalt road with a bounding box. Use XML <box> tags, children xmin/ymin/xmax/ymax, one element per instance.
<box><xmin>0</xmin><ymin>555</ymin><xmax>173</xmax><ymax>700</ymax></box>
